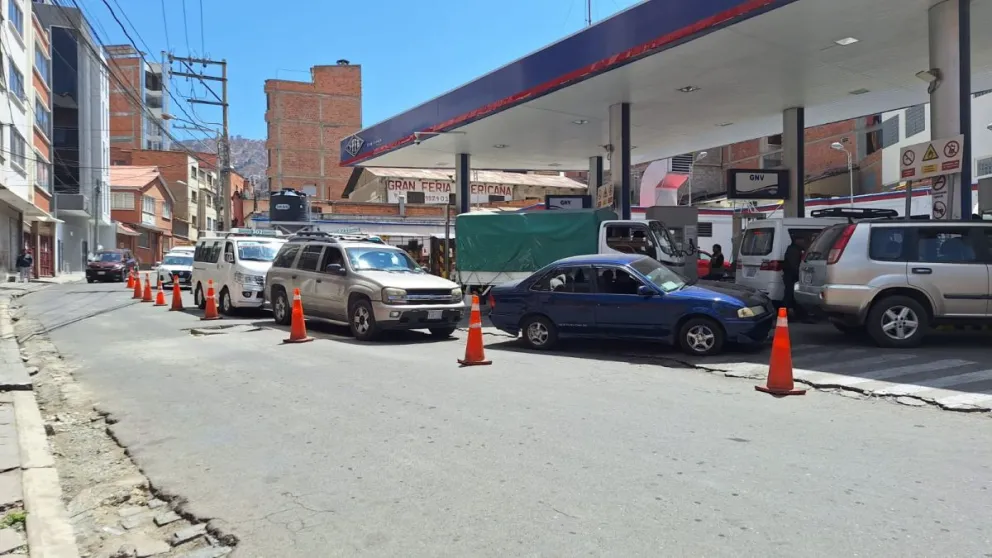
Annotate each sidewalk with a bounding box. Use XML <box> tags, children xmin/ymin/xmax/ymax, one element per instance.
<box><xmin>0</xmin><ymin>274</ymin><xmax>84</xmax><ymax>298</ymax></box>
<box><xmin>0</xmin><ymin>294</ymin><xmax>80</xmax><ymax>557</ymax></box>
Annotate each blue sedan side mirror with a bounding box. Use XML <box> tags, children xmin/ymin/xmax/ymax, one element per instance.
<box><xmin>637</xmin><ymin>285</ymin><xmax>657</xmax><ymax>297</ymax></box>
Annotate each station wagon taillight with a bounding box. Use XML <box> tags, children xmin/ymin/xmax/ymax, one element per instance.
<box><xmin>759</xmin><ymin>260</ymin><xmax>783</xmax><ymax>271</ymax></box>
<box><xmin>827</xmin><ymin>224</ymin><xmax>857</xmax><ymax>265</ymax></box>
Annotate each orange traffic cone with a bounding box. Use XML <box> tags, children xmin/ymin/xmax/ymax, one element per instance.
<box><xmin>458</xmin><ymin>295</ymin><xmax>491</xmax><ymax>366</ymax></box>
<box><xmin>154</xmin><ymin>278</ymin><xmax>167</xmax><ymax>306</ymax></box>
<box><xmin>755</xmin><ymin>308</ymin><xmax>806</xmax><ymax>396</ymax></box>
<box><xmin>126</xmin><ymin>270</ymin><xmax>134</xmax><ymax>289</ymax></box>
<box><xmin>169</xmin><ymin>275</ymin><xmax>184</xmax><ymax>311</ymax></box>
<box><xmin>201</xmin><ymin>280</ymin><xmax>221</xmax><ymax>320</ymax></box>
<box><xmin>132</xmin><ymin>273</ymin><xmax>143</xmax><ymax>299</ymax></box>
<box><xmin>141</xmin><ymin>273</ymin><xmax>153</xmax><ymax>302</ymax></box>
<box><xmin>283</xmin><ymin>288</ymin><xmax>313</xmax><ymax>344</ymax></box>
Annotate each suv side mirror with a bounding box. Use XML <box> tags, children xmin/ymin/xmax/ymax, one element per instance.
<box><xmin>326</xmin><ymin>264</ymin><xmax>346</xmax><ymax>276</ymax></box>
<box><xmin>154</xmin><ymin>261</ymin><xmax>162</xmax><ymax>268</ymax></box>
<box><xmin>637</xmin><ymin>285</ymin><xmax>657</xmax><ymax>297</ymax></box>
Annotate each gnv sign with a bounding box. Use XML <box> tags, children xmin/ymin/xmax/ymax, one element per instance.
<box><xmin>727</xmin><ymin>169</ymin><xmax>790</xmax><ymax>200</ymax></box>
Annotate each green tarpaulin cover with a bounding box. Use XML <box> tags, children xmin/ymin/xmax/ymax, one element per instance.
<box><xmin>455</xmin><ymin>208</ymin><xmax>618</xmax><ymax>273</ymax></box>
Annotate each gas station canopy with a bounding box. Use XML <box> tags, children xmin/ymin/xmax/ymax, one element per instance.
<box><xmin>340</xmin><ymin>0</ymin><xmax>992</xmax><ymax>171</ymax></box>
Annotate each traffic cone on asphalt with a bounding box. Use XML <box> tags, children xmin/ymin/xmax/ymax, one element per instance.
<box><xmin>141</xmin><ymin>273</ymin><xmax>153</xmax><ymax>302</ymax></box>
<box><xmin>169</xmin><ymin>276</ymin><xmax>184</xmax><ymax>311</ymax></box>
<box><xmin>458</xmin><ymin>295</ymin><xmax>491</xmax><ymax>367</ymax></box>
<box><xmin>154</xmin><ymin>278</ymin><xmax>167</xmax><ymax>307</ymax></box>
<box><xmin>126</xmin><ymin>270</ymin><xmax>134</xmax><ymax>289</ymax></box>
<box><xmin>283</xmin><ymin>288</ymin><xmax>313</xmax><ymax>344</ymax></box>
<box><xmin>132</xmin><ymin>273</ymin><xmax>143</xmax><ymax>299</ymax></box>
<box><xmin>755</xmin><ymin>308</ymin><xmax>806</xmax><ymax>396</ymax></box>
<box><xmin>201</xmin><ymin>280</ymin><xmax>221</xmax><ymax>321</ymax></box>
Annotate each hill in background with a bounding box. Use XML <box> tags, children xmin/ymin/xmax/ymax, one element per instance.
<box><xmin>179</xmin><ymin>136</ymin><xmax>266</xmax><ymax>190</ymax></box>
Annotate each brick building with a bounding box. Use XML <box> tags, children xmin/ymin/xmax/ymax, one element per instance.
<box><xmin>111</xmin><ymin>147</ymin><xmax>219</xmax><ymax>242</ymax></box>
<box><xmin>265</xmin><ymin>61</ymin><xmax>361</xmax><ymax>201</ymax></box>
<box><xmin>110</xmin><ymin>166</ymin><xmax>174</xmax><ymax>265</ymax></box>
<box><xmin>105</xmin><ymin>44</ymin><xmax>170</xmax><ymax>150</ymax></box>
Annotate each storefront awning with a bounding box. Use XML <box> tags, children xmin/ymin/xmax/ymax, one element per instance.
<box><xmin>132</xmin><ymin>221</ymin><xmax>172</xmax><ymax>236</ymax></box>
<box><xmin>0</xmin><ymin>187</ymin><xmax>63</xmax><ymax>223</ymax></box>
<box><xmin>117</xmin><ymin>223</ymin><xmax>141</xmax><ymax>236</ymax></box>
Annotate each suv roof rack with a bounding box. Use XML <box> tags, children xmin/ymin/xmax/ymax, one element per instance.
<box><xmin>809</xmin><ymin>207</ymin><xmax>899</xmax><ymax>222</ymax></box>
<box><xmin>286</xmin><ymin>231</ymin><xmax>384</xmax><ymax>244</ymax></box>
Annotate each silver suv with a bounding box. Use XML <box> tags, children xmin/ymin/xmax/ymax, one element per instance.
<box><xmin>265</xmin><ymin>233</ymin><xmax>465</xmax><ymax>341</ymax></box>
<box><xmin>795</xmin><ymin>220</ymin><xmax>992</xmax><ymax>348</ymax></box>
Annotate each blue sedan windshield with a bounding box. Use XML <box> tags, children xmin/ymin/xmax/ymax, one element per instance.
<box><xmin>629</xmin><ymin>257</ymin><xmax>686</xmax><ymax>293</ymax></box>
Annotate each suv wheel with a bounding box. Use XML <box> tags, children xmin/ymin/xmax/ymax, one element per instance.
<box><xmin>272</xmin><ymin>288</ymin><xmax>291</xmax><ymax>326</ymax></box>
<box><xmin>350</xmin><ymin>299</ymin><xmax>381</xmax><ymax>341</ymax></box>
<box><xmin>219</xmin><ymin>288</ymin><xmax>235</xmax><ymax>315</ymax></box>
<box><xmin>867</xmin><ymin>295</ymin><xmax>928</xmax><ymax>348</ymax></box>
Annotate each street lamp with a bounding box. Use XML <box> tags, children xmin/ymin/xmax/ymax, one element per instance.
<box><xmin>687</xmin><ymin>151</ymin><xmax>708</xmax><ymax>206</ymax></box>
<box><xmin>831</xmin><ymin>142</ymin><xmax>854</xmax><ymax>207</ymax></box>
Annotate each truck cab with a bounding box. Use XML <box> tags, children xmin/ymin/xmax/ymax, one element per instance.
<box><xmin>598</xmin><ymin>219</ymin><xmax>685</xmax><ymax>275</ymax></box>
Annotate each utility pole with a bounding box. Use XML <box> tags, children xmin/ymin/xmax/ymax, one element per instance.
<box><xmin>167</xmin><ymin>55</ymin><xmax>232</xmax><ymax>231</ymax></box>
<box><xmin>586</xmin><ymin>0</ymin><xmax>592</xmax><ymax>26</ymax></box>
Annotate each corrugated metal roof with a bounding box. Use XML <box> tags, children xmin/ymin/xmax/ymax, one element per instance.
<box><xmin>110</xmin><ymin>166</ymin><xmax>161</xmax><ymax>188</ymax></box>
<box><xmin>362</xmin><ymin>167</ymin><xmax>586</xmax><ymax>189</ymax></box>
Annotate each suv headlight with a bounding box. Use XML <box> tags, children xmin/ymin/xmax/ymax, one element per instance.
<box><xmin>450</xmin><ymin>287</ymin><xmax>463</xmax><ymax>302</ymax></box>
<box><xmin>737</xmin><ymin>305</ymin><xmax>767</xmax><ymax>319</ymax></box>
<box><xmin>234</xmin><ymin>272</ymin><xmax>263</xmax><ymax>285</ymax></box>
<box><xmin>382</xmin><ymin>287</ymin><xmax>407</xmax><ymax>304</ymax></box>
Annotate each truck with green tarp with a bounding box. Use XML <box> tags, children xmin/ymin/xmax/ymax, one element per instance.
<box><xmin>452</xmin><ymin>208</ymin><xmax>684</xmax><ymax>293</ymax></box>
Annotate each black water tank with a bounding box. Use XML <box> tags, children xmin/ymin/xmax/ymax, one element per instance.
<box><xmin>269</xmin><ymin>189</ymin><xmax>310</xmax><ymax>222</ymax></box>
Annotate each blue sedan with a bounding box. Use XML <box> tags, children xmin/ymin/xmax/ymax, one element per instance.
<box><xmin>488</xmin><ymin>254</ymin><xmax>776</xmax><ymax>356</ymax></box>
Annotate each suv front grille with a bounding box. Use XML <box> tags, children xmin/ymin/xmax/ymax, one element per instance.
<box><xmin>406</xmin><ymin>289</ymin><xmax>455</xmax><ymax>303</ymax></box>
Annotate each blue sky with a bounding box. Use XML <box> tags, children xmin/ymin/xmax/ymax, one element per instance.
<box><xmin>85</xmin><ymin>0</ymin><xmax>640</xmax><ymax>141</ymax></box>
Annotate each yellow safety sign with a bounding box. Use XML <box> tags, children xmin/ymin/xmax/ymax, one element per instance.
<box><xmin>922</xmin><ymin>144</ymin><xmax>939</xmax><ymax>161</ymax></box>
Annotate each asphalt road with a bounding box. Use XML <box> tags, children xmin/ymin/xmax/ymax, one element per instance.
<box><xmin>16</xmin><ymin>283</ymin><xmax>992</xmax><ymax>557</ymax></box>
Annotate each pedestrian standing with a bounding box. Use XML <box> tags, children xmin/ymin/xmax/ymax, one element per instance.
<box><xmin>782</xmin><ymin>236</ymin><xmax>809</xmax><ymax>322</ymax></box>
<box><xmin>15</xmin><ymin>248</ymin><xmax>33</xmax><ymax>283</ymax></box>
<box><xmin>706</xmin><ymin>244</ymin><xmax>725</xmax><ymax>280</ymax></box>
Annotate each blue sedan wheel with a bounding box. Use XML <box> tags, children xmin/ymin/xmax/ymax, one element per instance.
<box><xmin>521</xmin><ymin>315</ymin><xmax>558</xmax><ymax>350</ymax></box>
<box><xmin>678</xmin><ymin>317</ymin><xmax>725</xmax><ymax>357</ymax></box>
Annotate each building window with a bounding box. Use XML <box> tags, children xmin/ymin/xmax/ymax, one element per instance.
<box><xmin>34</xmin><ymin>156</ymin><xmax>50</xmax><ymax>192</ymax></box>
<box><xmin>905</xmin><ymin>105</ymin><xmax>926</xmax><ymax>137</ymax></box>
<box><xmin>138</xmin><ymin>231</ymin><xmax>151</xmax><ymax>248</ymax></box>
<box><xmin>162</xmin><ymin>201</ymin><xmax>171</xmax><ymax>220</ymax></box>
<box><xmin>34</xmin><ymin>98</ymin><xmax>50</xmax><ymax>132</ymax></box>
<box><xmin>977</xmin><ymin>156</ymin><xmax>992</xmax><ymax>178</ymax></box>
<box><xmin>190</xmin><ymin>189</ymin><xmax>198</xmax><ymax>203</ymax></box>
<box><xmin>8</xmin><ymin>0</ymin><xmax>23</xmax><ymax>37</ymax></box>
<box><xmin>10</xmin><ymin>128</ymin><xmax>26</xmax><ymax>171</ymax></box>
<box><xmin>34</xmin><ymin>44</ymin><xmax>50</xmax><ymax>85</ymax></box>
<box><xmin>671</xmin><ymin>154</ymin><xmax>693</xmax><ymax>173</ymax></box>
<box><xmin>7</xmin><ymin>59</ymin><xmax>24</xmax><ymax>100</ymax></box>
<box><xmin>111</xmin><ymin>192</ymin><xmax>133</xmax><ymax>210</ymax></box>
<box><xmin>142</xmin><ymin>195</ymin><xmax>156</xmax><ymax>225</ymax></box>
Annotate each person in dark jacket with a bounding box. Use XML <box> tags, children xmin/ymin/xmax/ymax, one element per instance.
<box><xmin>782</xmin><ymin>236</ymin><xmax>809</xmax><ymax>321</ymax></box>
<box><xmin>15</xmin><ymin>249</ymin><xmax>33</xmax><ymax>283</ymax></box>
<box><xmin>705</xmin><ymin>244</ymin><xmax>725</xmax><ymax>280</ymax></box>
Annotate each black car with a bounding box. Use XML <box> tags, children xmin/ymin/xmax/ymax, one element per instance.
<box><xmin>86</xmin><ymin>250</ymin><xmax>138</xmax><ymax>283</ymax></box>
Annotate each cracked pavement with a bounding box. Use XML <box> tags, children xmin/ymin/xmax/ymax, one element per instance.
<box><xmin>15</xmin><ymin>283</ymin><xmax>992</xmax><ymax>557</ymax></box>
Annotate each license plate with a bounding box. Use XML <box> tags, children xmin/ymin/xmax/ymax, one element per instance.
<box><xmin>427</xmin><ymin>310</ymin><xmax>443</xmax><ymax>320</ymax></box>
<box><xmin>744</xmin><ymin>266</ymin><xmax>758</xmax><ymax>278</ymax></box>
<box><xmin>97</xmin><ymin>271</ymin><xmax>105</xmax><ymax>275</ymax></box>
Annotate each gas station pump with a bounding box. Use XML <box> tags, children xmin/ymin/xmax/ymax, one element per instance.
<box><xmin>644</xmin><ymin>206</ymin><xmax>699</xmax><ymax>281</ymax></box>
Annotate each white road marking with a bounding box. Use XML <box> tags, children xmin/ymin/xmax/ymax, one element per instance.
<box><xmin>874</xmin><ymin>366</ymin><xmax>991</xmax><ymax>396</ymax></box>
<box><xmin>811</xmin><ymin>353</ymin><xmax>917</xmax><ymax>373</ymax></box>
<box><xmin>791</xmin><ymin>348</ymin><xmax>871</xmax><ymax>365</ymax></box>
<box><xmin>818</xmin><ymin>359</ymin><xmax>971</xmax><ymax>387</ymax></box>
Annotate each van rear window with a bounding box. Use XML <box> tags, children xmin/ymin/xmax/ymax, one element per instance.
<box><xmin>805</xmin><ymin>224</ymin><xmax>847</xmax><ymax>261</ymax></box>
<box><xmin>741</xmin><ymin>228</ymin><xmax>774</xmax><ymax>256</ymax></box>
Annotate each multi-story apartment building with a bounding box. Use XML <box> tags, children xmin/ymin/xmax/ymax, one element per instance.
<box><xmin>265</xmin><ymin>61</ymin><xmax>361</xmax><ymax>201</ymax></box>
<box><xmin>110</xmin><ymin>147</ymin><xmax>219</xmax><ymax>242</ymax></box>
<box><xmin>106</xmin><ymin>44</ymin><xmax>170</xmax><ymax>151</ymax></box>
<box><xmin>0</xmin><ymin>0</ymin><xmax>62</xmax><ymax>278</ymax></box>
<box><xmin>35</xmin><ymin>2</ymin><xmax>114</xmax><ymax>273</ymax></box>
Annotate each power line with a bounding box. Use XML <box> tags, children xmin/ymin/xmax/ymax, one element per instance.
<box><xmin>160</xmin><ymin>0</ymin><xmax>171</xmax><ymax>53</ymax></box>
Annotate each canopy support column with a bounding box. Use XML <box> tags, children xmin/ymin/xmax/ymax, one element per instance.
<box><xmin>929</xmin><ymin>0</ymin><xmax>972</xmax><ymax>218</ymax></box>
<box><xmin>609</xmin><ymin>103</ymin><xmax>631</xmax><ymax>219</ymax></box>
<box><xmin>588</xmin><ymin>156</ymin><xmax>604</xmax><ymax>198</ymax></box>
<box><xmin>782</xmin><ymin>107</ymin><xmax>805</xmax><ymax>218</ymax></box>
<box><xmin>456</xmin><ymin>153</ymin><xmax>471</xmax><ymax>214</ymax></box>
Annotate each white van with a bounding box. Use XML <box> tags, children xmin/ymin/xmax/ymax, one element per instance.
<box><xmin>735</xmin><ymin>218</ymin><xmax>844</xmax><ymax>302</ymax></box>
<box><xmin>191</xmin><ymin>229</ymin><xmax>286</xmax><ymax>314</ymax></box>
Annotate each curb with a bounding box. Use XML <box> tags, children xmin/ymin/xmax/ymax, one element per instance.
<box><xmin>0</xmin><ymin>295</ymin><xmax>80</xmax><ymax>558</ymax></box>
